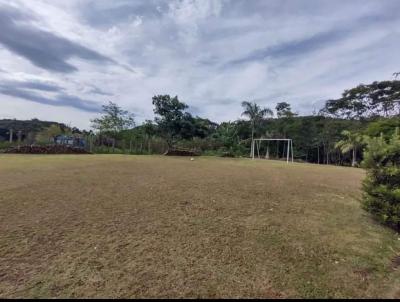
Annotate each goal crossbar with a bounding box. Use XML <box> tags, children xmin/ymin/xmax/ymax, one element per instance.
<box><xmin>251</xmin><ymin>138</ymin><xmax>294</xmax><ymax>163</ymax></box>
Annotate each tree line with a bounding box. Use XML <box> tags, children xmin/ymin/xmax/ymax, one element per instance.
<box><xmin>3</xmin><ymin>78</ymin><xmax>399</xmax><ymax>167</ymax></box>
<box><xmin>85</xmin><ymin>79</ymin><xmax>398</xmax><ymax>167</ymax></box>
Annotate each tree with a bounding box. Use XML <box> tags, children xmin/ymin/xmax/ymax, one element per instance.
<box><xmin>275</xmin><ymin>102</ymin><xmax>297</xmax><ymax>139</ymax></box>
<box><xmin>322</xmin><ymin>80</ymin><xmax>400</xmax><ymax>119</ymax></box>
<box><xmin>152</xmin><ymin>95</ymin><xmax>188</xmax><ymax>147</ymax></box>
<box><xmin>190</xmin><ymin>117</ymin><xmax>218</xmax><ymax>139</ymax></box>
<box><xmin>91</xmin><ymin>102</ymin><xmax>135</xmax><ymax>151</ymax></box>
<box><xmin>214</xmin><ymin>122</ymin><xmax>238</xmax><ymax>151</ymax></box>
<box><xmin>364</xmin><ymin>117</ymin><xmax>400</xmax><ymax>140</ymax></box>
<box><xmin>142</xmin><ymin>120</ymin><xmax>158</xmax><ymax>154</ymax></box>
<box><xmin>362</xmin><ymin>130</ymin><xmax>400</xmax><ymax>230</ymax></box>
<box><xmin>241</xmin><ymin>101</ymin><xmax>273</xmax><ymax>156</ymax></box>
<box><xmin>276</xmin><ymin>102</ymin><xmax>296</xmax><ymax>118</ymax></box>
<box><xmin>335</xmin><ymin>130</ymin><xmax>364</xmax><ymax>167</ymax></box>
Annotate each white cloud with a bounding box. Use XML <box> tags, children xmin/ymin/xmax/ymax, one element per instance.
<box><xmin>0</xmin><ymin>0</ymin><xmax>399</xmax><ymax>129</ymax></box>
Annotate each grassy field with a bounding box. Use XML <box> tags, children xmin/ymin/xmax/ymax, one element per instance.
<box><xmin>0</xmin><ymin>155</ymin><xmax>399</xmax><ymax>298</ymax></box>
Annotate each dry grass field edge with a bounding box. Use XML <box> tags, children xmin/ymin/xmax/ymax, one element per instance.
<box><xmin>0</xmin><ymin>154</ymin><xmax>399</xmax><ymax>298</ymax></box>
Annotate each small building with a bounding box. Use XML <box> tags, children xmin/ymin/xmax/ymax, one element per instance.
<box><xmin>54</xmin><ymin>135</ymin><xmax>86</xmax><ymax>148</ymax></box>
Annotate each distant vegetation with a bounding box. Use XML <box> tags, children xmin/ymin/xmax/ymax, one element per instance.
<box><xmin>1</xmin><ymin>79</ymin><xmax>400</xmax><ymax>165</ymax></box>
<box><xmin>0</xmin><ymin>119</ymin><xmax>70</xmax><ymax>149</ymax></box>
<box><xmin>1</xmin><ymin>78</ymin><xmax>400</xmax><ymax>231</ymax></box>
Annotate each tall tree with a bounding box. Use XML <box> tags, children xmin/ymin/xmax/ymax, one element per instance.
<box><xmin>335</xmin><ymin>130</ymin><xmax>364</xmax><ymax>167</ymax></box>
<box><xmin>276</xmin><ymin>102</ymin><xmax>296</xmax><ymax>118</ymax></box>
<box><xmin>91</xmin><ymin>102</ymin><xmax>135</xmax><ymax>151</ymax></box>
<box><xmin>214</xmin><ymin>122</ymin><xmax>238</xmax><ymax>151</ymax></box>
<box><xmin>275</xmin><ymin>101</ymin><xmax>297</xmax><ymax>138</ymax></box>
<box><xmin>152</xmin><ymin>95</ymin><xmax>188</xmax><ymax>147</ymax></box>
<box><xmin>241</xmin><ymin>101</ymin><xmax>273</xmax><ymax>156</ymax></box>
<box><xmin>142</xmin><ymin>120</ymin><xmax>158</xmax><ymax>154</ymax></box>
<box><xmin>322</xmin><ymin>80</ymin><xmax>400</xmax><ymax>119</ymax></box>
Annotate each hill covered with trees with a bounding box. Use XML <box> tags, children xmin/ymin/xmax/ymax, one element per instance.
<box><xmin>0</xmin><ymin>119</ymin><xmax>70</xmax><ymax>144</ymax></box>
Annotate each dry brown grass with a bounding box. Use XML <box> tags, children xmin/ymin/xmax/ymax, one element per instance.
<box><xmin>0</xmin><ymin>154</ymin><xmax>399</xmax><ymax>298</ymax></box>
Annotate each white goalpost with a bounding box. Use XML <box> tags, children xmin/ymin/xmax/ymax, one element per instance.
<box><xmin>251</xmin><ymin>138</ymin><xmax>294</xmax><ymax>163</ymax></box>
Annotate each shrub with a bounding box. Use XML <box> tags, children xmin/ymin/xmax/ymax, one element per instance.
<box><xmin>362</xmin><ymin>130</ymin><xmax>400</xmax><ymax>230</ymax></box>
<box><xmin>0</xmin><ymin>141</ymin><xmax>13</xmax><ymax>151</ymax></box>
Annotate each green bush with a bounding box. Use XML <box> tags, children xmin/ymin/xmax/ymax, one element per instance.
<box><xmin>0</xmin><ymin>141</ymin><xmax>13</xmax><ymax>150</ymax></box>
<box><xmin>362</xmin><ymin>130</ymin><xmax>400</xmax><ymax>230</ymax></box>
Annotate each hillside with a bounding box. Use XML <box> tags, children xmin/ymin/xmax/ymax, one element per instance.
<box><xmin>0</xmin><ymin>119</ymin><xmax>67</xmax><ymax>142</ymax></box>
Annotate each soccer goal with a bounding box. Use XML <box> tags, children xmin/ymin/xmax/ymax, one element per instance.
<box><xmin>251</xmin><ymin>138</ymin><xmax>294</xmax><ymax>163</ymax></box>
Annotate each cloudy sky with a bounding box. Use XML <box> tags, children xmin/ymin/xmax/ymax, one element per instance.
<box><xmin>0</xmin><ymin>0</ymin><xmax>399</xmax><ymax>129</ymax></box>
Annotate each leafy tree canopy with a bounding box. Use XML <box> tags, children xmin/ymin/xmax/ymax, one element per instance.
<box><xmin>152</xmin><ymin>95</ymin><xmax>189</xmax><ymax>146</ymax></box>
<box><xmin>241</xmin><ymin>101</ymin><xmax>273</xmax><ymax>124</ymax></box>
<box><xmin>322</xmin><ymin>80</ymin><xmax>400</xmax><ymax>119</ymax></box>
<box><xmin>152</xmin><ymin>95</ymin><xmax>188</xmax><ymax>121</ymax></box>
<box><xmin>276</xmin><ymin>102</ymin><xmax>296</xmax><ymax>118</ymax></box>
<box><xmin>335</xmin><ymin>130</ymin><xmax>364</xmax><ymax>167</ymax></box>
<box><xmin>364</xmin><ymin>117</ymin><xmax>400</xmax><ymax>139</ymax></box>
<box><xmin>91</xmin><ymin>101</ymin><xmax>135</xmax><ymax>135</ymax></box>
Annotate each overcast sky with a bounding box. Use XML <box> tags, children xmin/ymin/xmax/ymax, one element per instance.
<box><xmin>0</xmin><ymin>0</ymin><xmax>399</xmax><ymax>129</ymax></box>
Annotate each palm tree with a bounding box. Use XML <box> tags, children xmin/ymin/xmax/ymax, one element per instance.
<box><xmin>335</xmin><ymin>130</ymin><xmax>363</xmax><ymax>167</ymax></box>
<box><xmin>241</xmin><ymin>101</ymin><xmax>273</xmax><ymax>157</ymax></box>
